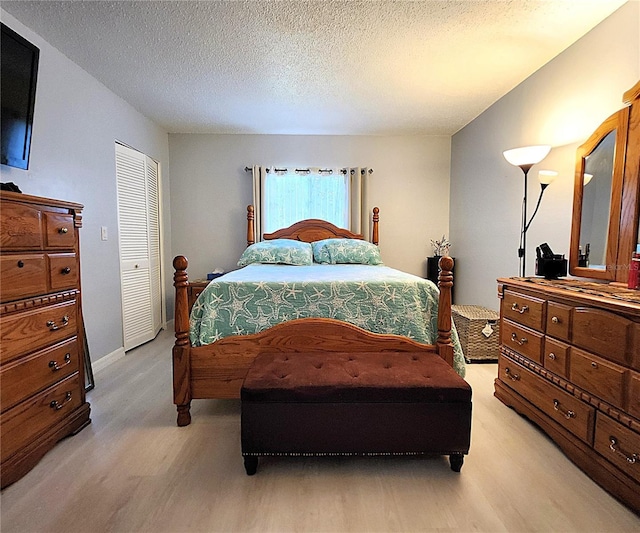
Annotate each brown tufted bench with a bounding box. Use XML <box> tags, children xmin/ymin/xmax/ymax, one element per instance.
<box><xmin>241</xmin><ymin>351</ymin><xmax>472</xmax><ymax>475</ymax></box>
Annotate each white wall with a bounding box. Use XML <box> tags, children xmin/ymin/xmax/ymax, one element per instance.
<box><xmin>169</xmin><ymin>134</ymin><xmax>451</xmax><ymax>279</ymax></box>
<box><xmin>450</xmin><ymin>1</ymin><xmax>640</xmax><ymax>310</ymax></box>
<box><xmin>0</xmin><ymin>10</ymin><xmax>171</xmax><ymax>363</ymax></box>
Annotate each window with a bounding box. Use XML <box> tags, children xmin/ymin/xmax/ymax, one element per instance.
<box><xmin>251</xmin><ymin>166</ymin><xmax>370</xmax><ymax>241</ymax></box>
<box><xmin>263</xmin><ymin>169</ymin><xmax>349</xmax><ymax>233</ymax></box>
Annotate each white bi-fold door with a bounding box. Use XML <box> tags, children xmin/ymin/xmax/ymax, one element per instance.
<box><xmin>115</xmin><ymin>142</ymin><xmax>162</xmax><ymax>350</ymax></box>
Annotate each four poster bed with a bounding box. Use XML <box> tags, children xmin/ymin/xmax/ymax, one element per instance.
<box><xmin>172</xmin><ymin>205</ymin><xmax>462</xmax><ymax>426</ymax></box>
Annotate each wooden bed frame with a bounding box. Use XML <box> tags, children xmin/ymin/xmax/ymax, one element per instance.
<box><xmin>172</xmin><ymin>205</ymin><xmax>454</xmax><ymax>426</ymax></box>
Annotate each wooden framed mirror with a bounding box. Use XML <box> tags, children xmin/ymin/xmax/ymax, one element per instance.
<box><xmin>569</xmin><ymin>80</ymin><xmax>640</xmax><ymax>283</ymax></box>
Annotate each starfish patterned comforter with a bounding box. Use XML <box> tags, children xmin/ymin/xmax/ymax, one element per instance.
<box><xmin>190</xmin><ymin>263</ymin><xmax>465</xmax><ymax>377</ymax></box>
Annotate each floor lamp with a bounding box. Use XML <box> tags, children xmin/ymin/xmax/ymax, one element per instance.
<box><xmin>503</xmin><ymin>145</ymin><xmax>553</xmax><ymax>277</ymax></box>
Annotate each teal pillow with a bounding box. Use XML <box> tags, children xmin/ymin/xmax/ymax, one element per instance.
<box><xmin>237</xmin><ymin>239</ymin><xmax>313</xmax><ymax>266</ymax></box>
<box><xmin>312</xmin><ymin>238</ymin><xmax>383</xmax><ymax>265</ymax></box>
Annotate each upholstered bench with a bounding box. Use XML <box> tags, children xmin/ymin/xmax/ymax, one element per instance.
<box><xmin>241</xmin><ymin>351</ymin><xmax>472</xmax><ymax>475</ymax></box>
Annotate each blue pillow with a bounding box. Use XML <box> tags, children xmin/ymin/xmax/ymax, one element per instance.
<box><xmin>238</xmin><ymin>239</ymin><xmax>313</xmax><ymax>266</ymax></box>
<box><xmin>312</xmin><ymin>238</ymin><xmax>383</xmax><ymax>265</ymax></box>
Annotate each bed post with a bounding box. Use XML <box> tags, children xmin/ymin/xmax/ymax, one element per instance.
<box><xmin>372</xmin><ymin>207</ymin><xmax>379</xmax><ymax>245</ymax></box>
<box><xmin>173</xmin><ymin>255</ymin><xmax>192</xmax><ymax>426</ymax></box>
<box><xmin>247</xmin><ymin>205</ymin><xmax>255</xmax><ymax>246</ymax></box>
<box><xmin>436</xmin><ymin>256</ymin><xmax>454</xmax><ymax>367</ymax></box>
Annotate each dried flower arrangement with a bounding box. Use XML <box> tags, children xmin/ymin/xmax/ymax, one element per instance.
<box><xmin>430</xmin><ymin>235</ymin><xmax>451</xmax><ymax>256</ymax></box>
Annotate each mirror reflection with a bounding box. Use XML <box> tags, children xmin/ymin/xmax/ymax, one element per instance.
<box><xmin>579</xmin><ymin>130</ymin><xmax>616</xmax><ymax>270</ymax></box>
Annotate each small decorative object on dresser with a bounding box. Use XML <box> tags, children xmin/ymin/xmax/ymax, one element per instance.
<box><xmin>452</xmin><ymin>305</ymin><xmax>499</xmax><ymax>362</ymax></box>
<box><xmin>0</xmin><ymin>191</ymin><xmax>91</xmax><ymax>489</ymax></box>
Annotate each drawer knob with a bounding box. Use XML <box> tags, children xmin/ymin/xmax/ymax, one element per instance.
<box><xmin>58</xmin><ymin>227</ymin><xmax>69</xmax><ymax>234</ymax></box>
<box><xmin>609</xmin><ymin>437</ymin><xmax>638</xmax><ymax>464</ymax></box>
<box><xmin>591</xmin><ymin>361</ymin><xmax>598</xmax><ymax>369</ymax></box>
<box><xmin>548</xmin><ymin>352</ymin><xmax>556</xmax><ymax>360</ymax></box>
<box><xmin>61</xmin><ymin>267</ymin><xmax>71</xmax><ymax>275</ymax></box>
<box><xmin>504</xmin><ymin>367</ymin><xmax>520</xmax><ymax>381</ymax></box>
<box><xmin>49</xmin><ymin>352</ymin><xmax>72</xmax><ymax>372</ymax></box>
<box><xmin>553</xmin><ymin>399</ymin><xmax>575</xmax><ymax>419</ymax></box>
<box><xmin>510</xmin><ymin>332</ymin><xmax>528</xmax><ymax>346</ymax></box>
<box><xmin>50</xmin><ymin>391</ymin><xmax>72</xmax><ymax>410</ymax></box>
<box><xmin>551</xmin><ymin>316</ymin><xmax>560</xmax><ymax>324</ymax></box>
<box><xmin>17</xmin><ymin>260</ymin><xmax>24</xmax><ymax>268</ymax></box>
<box><xmin>46</xmin><ymin>315</ymin><xmax>70</xmax><ymax>331</ymax></box>
<box><xmin>511</xmin><ymin>303</ymin><xmax>529</xmax><ymax>314</ymax></box>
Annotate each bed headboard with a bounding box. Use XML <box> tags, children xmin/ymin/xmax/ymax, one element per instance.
<box><xmin>246</xmin><ymin>205</ymin><xmax>379</xmax><ymax>246</ymax></box>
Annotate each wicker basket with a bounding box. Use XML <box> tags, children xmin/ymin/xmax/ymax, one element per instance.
<box><xmin>452</xmin><ymin>305</ymin><xmax>500</xmax><ymax>362</ymax></box>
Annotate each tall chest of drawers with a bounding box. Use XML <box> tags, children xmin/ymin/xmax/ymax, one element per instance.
<box><xmin>0</xmin><ymin>191</ymin><xmax>91</xmax><ymax>488</ymax></box>
<box><xmin>495</xmin><ymin>277</ymin><xmax>640</xmax><ymax>513</ymax></box>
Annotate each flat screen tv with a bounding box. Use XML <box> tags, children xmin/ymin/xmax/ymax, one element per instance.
<box><xmin>1</xmin><ymin>23</ymin><xmax>39</xmax><ymax>170</ymax></box>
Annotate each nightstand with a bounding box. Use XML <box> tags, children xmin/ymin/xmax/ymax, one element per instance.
<box><xmin>188</xmin><ymin>279</ymin><xmax>210</xmax><ymax>311</ymax></box>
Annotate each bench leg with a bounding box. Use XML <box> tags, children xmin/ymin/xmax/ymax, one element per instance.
<box><xmin>449</xmin><ymin>453</ymin><xmax>464</xmax><ymax>472</ymax></box>
<box><xmin>244</xmin><ymin>455</ymin><xmax>259</xmax><ymax>476</ymax></box>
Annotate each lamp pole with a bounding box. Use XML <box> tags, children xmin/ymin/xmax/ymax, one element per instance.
<box><xmin>519</xmin><ymin>164</ymin><xmax>533</xmax><ymax>277</ymax></box>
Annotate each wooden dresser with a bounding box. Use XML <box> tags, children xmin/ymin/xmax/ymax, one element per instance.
<box><xmin>495</xmin><ymin>277</ymin><xmax>640</xmax><ymax>512</ymax></box>
<box><xmin>0</xmin><ymin>191</ymin><xmax>91</xmax><ymax>489</ymax></box>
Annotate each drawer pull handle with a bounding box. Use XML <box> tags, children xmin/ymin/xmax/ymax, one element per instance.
<box><xmin>504</xmin><ymin>367</ymin><xmax>520</xmax><ymax>381</ymax></box>
<box><xmin>58</xmin><ymin>227</ymin><xmax>69</xmax><ymax>234</ymax></box>
<box><xmin>17</xmin><ymin>260</ymin><xmax>24</xmax><ymax>268</ymax></box>
<box><xmin>46</xmin><ymin>315</ymin><xmax>70</xmax><ymax>331</ymax></box>
<box><xmin>50</xmin><ymin>392</ymin><xmax>72</xmax><ymax>410</ymax></box>
<box><xmin>551</xmin><ymin>316</ymin><xmax>560</xmax><ymax>324</ymax></box>
<box><xmin>510</xmin><ymin>332</ymin><xmax>528</xmax><ymax>346</ymax></box>
<box><xmin>49</xmin><ymin>353</ymin><xmax>72</xmax><ymax>372</ymax></box>
<box><xmin>609</xmin><ymin>437</ymin><xmax>638</xmax><ymax>464</ymax></box>
<box><xmin>61</xmin><ymin>267</ymin><xmax>71</xmax><ymax>275</ymax></box>
<box><xmin>591</xmin><ymin>361</ymin><xmax>598</xmax><ymax>369</ymax></box>
<box><xmin>548</xmin><ymin>352</ymin><xmax>556</xmax><ymax>360</ymax></box>
<box><xmin>511</xmin><ymin>303</ymin><xmax>529</xmax><ymax>314</ymax></box>
<box><xmin>553</xmin><ymin>399</ymin><xmax>575</xmax><ymax>419</ymax></box>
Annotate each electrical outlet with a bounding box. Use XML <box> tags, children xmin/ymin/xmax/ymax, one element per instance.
<box><xmin>101</xmin><ymin>226</ymin><xmax>108</xmax><ymax>241</ymax></box>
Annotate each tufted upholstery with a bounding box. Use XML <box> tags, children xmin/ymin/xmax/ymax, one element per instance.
<box><xmin>242</xmin><ymin>352</ymin><xmax>471</xmax><ymax>404</ymax></box>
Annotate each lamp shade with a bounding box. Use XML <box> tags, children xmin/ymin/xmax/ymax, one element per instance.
<box><xmin>538</xmin><ymin>170</ymin><xmax>558</xmax><ymax>185</ymax></box>
<box><xmin>503</xmin><ymin>145</ymin><xmax>551</xmax><ymax>167</ymax></box>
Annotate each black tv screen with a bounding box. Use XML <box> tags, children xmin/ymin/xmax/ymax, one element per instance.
<box><xmin>1</xmin><ymin>23</ymin><xmax>39</xmax><ymax>170</ymax></box>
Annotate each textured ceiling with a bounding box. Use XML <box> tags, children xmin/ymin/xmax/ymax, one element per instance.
<box><xmin>1</xmin><ymin>0</ymin><xmax>628</xmax><ymax>135</ymax></box>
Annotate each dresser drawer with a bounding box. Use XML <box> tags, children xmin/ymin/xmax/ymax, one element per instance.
<box><xmin>0</xmin><ymin>202</ymin><xmax>43</xmax><ymax>250</ymax></box>
<box><xmin>594</xmin><ymin>413</ymin><xmax>640</xmax><ymax>483</ymax></box>
<box><xmin>570</xmin><ymin>348</ymin><xmax>626</xmax><ymax>409</ymax></box>
<box><xmin>44</xmin><ymin>212</ymin><xmax>76</xmax><ymax>248</ymax></box>
<box><xmin>501</xmin><ymin>319</ymin><xmax>544</xmax><ymax>363</ymax></box>
<box><xmin>629</xmin><ymin>371</ymin><xmax>640</xmax><ymax>421</ymax></box>
<box><xmin>0</xmin><ymin>338</ymin><xmax>79</xmax><ymax>413</ymax></box>
<box><xmin>0</xmin><ymin>373</ymin><xmax>82</xmax><ymax>462</ymax></box>
<box><xmin>499</xmin><ymin>356</ymin><xmax>595</xmax><ymax>443</ymax></box>
<box><xmin>0</xmin><ymin>254</ymin><xmax>47</xmax><ymax>303</ymax></box>
<box><xmin>48</xmin><ymin>253</ymin><xmax>78</xmax><ymax>291</ymax></box>
<box><xmin>0</xmin><ymin>300</ymin><xmax>78</xmax><ymax>364</ymax></box>
<box><xmin>544</xmin><ymin>337</ymin><xmax>569</xmax><ymax>378</ymax></box>
<box><xmin>502</xmin><ymin>290</ymin><xmax>544</xmax><ymax>331</ymax></box>
<box><xmin>572</xmin><ymin>307</ymin><xmax>631</xmax><ymax>365</ymax></box>
<box><xmin>546</xmin><ymin>302</ymin><xmax>571</xmax><ymax>341</ymax></box>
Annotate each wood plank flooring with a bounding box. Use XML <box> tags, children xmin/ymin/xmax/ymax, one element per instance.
<box><xmin>1</xmin><ymin>328</ymin><xmax>639</xmax><ymax>532</ymax></box>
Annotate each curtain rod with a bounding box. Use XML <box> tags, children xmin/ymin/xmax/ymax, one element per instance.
<box><xmin>244</xmin><ymin>166</ymin><xmax>374</xmax><ymax>174</ymax></box>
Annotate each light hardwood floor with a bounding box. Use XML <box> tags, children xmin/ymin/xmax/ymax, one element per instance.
<box><xmin>1</xmin><ymin>328</ymin><xmax>639</xmax><ymax>532</ymax></box>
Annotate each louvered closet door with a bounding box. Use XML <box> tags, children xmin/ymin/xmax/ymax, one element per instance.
<box><xmin>115</xmin><ymin>143</ymin><xmax>162</xmax><ymax>350</ymax></box>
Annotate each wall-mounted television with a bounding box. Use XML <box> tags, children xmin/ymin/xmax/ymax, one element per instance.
<box><xmin>1</xmin><ymin>23</ymin><xmax>39</xmax><ymax>170</ymax></box>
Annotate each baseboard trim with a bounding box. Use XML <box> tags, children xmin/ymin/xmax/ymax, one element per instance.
<box><xmin>92</xmin><ymin>347</ymin><xmax>126</xmax><ymax>374</ymax></box>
